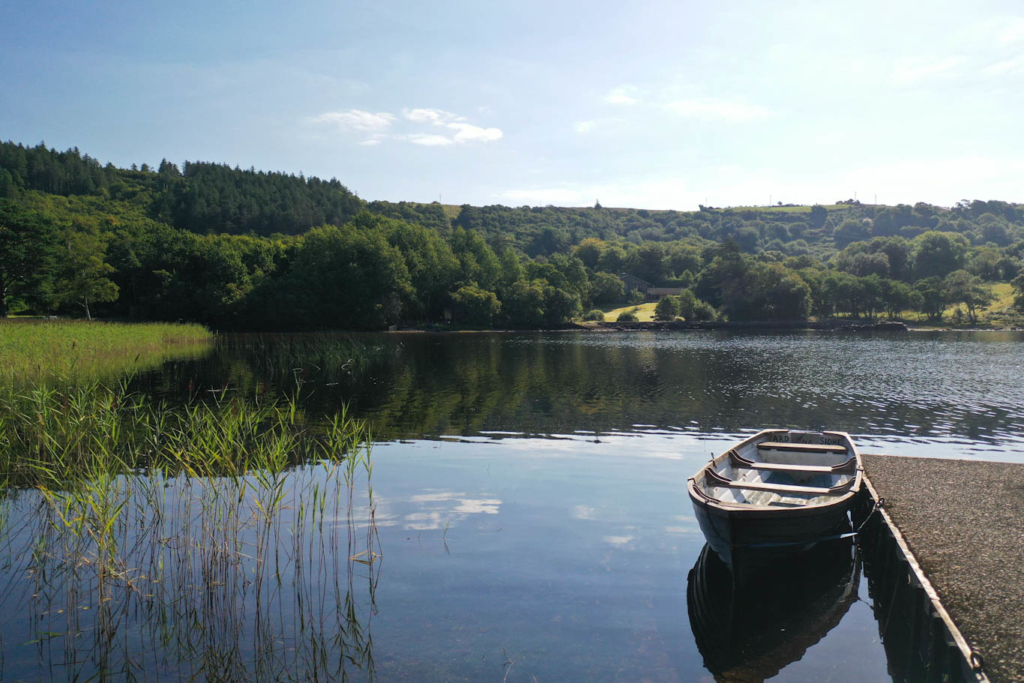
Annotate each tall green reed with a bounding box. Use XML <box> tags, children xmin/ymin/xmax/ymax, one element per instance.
<box><xmin>0</xmin><ymin>380</ymin><xmax>379</xmax><ymax>680</ymax></box>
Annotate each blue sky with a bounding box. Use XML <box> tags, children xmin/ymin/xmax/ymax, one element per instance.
<box><xmin>2</xmin><ymin>0</ymin><xmax>1024</xmax><ymax>209</ymax></box>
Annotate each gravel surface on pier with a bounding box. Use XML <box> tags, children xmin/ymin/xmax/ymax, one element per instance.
<box><xmin>863</xmin><ymin>454</ymin><xmax>1024</xmax><ymax>683</ymax></box>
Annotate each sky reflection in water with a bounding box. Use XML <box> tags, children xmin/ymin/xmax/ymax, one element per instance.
<box><xmin>363</xmin><ymin>435</ymin><xmax>892</xmax><ymax>681</ymax></box>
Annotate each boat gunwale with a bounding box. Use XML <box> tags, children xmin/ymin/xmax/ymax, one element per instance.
<box><xmin>687</xmin><ymin>429</ymin><xmax>864</xmax><ymax>517</ymax></box>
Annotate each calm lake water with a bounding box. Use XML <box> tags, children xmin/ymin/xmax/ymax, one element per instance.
<box><xmin>141</xmin><ymin>329</ymin><xmax>1024</xmax><ymax>459</ymax></box>
<box><xmin>4</xmin><ymin>330</ymin><xmax>1023</xmax><ymax>681</ymax></box>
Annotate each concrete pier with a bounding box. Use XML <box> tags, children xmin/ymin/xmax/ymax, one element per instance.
<box><xmin>860</xmin><ymin>454</ymin><xmax>1024</xmax><ymax>683</ymax></box>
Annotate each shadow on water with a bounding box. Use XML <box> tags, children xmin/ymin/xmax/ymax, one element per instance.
<box><xmin>853</xmin><ymin>496</ymin><xmax>986</xmax><ymax>683</ymax></box>
<box><xmin>687</xmin><ymin>527</ymin><xmax>859</xmax><ymax>683</ymax></box>
<box><xmin>688</xmin><ymin>502</ymin><xmax>990</xmax><ymax>683</ymax></box>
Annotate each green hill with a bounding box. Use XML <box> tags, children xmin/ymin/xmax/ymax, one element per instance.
<box><xmin>1</xmin><ymin>139</ymin><xmax>1022</xmax><ymax>329</ymax></box>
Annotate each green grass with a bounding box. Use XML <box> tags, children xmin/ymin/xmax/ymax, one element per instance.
<box><xmin>937</xmin><ymin>282</ymin><xmax>1013</xmax><ymax>320</ymax></box>
<box><xmin>439</xmin><ymin>203</ymin><xmax>463</xmax><ymax>220</ymax></box>
<box><xmin>600</xmin><ymin>302</ymin><xmax>658</xmax><ymax>322</ymax></box>
<box><xmin>969</xmin><ymin>282</ymin><xmax>1024</xmax><ymax>327</ymax></box>
<box><xmin>986</xmin><ymin>282</ymin><xmax>1016</xmax><ymax>311</ymax></box>
<box><xmin>0</xmin><ymin>320</ymin><xmax>213</xmax><ymax>384</ymax></box>
<box><xmin>407</xmin><ymin>202</ymin><xmax>463</xmax><ymax>220</ymax></box>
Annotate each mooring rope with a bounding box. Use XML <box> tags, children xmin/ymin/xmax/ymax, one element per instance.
<box><xmin>732</xmin><ymin>496</ymin><xmax>884</xmax><ymax>550</ymax></box>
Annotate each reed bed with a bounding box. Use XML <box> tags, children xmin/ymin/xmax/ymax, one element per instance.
<box><xmin>0</xmin><ymin>382</ymin><xmax>380</xmax><ymax>680</ymax></box>
<box><xmin>0</xmin><ymin>320</ymin><xmax>213</xmax><ymax>385</ymax></box>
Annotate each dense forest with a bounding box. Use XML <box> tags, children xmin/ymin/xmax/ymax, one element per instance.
<box><xmin>2</xmin><ymin>139</ymin><xmax>1024</xmax><ymax>329</ymax></box>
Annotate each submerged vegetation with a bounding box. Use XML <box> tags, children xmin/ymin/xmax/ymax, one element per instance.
<box><xmin>0</xmin><ymin>320</ymin><xmax>212</xmax><ymax>384</ymax></box>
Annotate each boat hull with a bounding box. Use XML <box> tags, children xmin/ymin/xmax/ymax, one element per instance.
<box><xmin>687</xmin><ymin>429</ymin><xmax>864</xmax><ymax>569</ymax></box>
<box><xmin>690</xmin><ymin>491</ymin><xmax>856</xmax><ymax>569</ymax></box>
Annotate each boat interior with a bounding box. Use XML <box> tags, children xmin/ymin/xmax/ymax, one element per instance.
<box><xmin>696</xmin><ymin>431</ymin><xmax>859</xmax><ymax>508</ymax></box>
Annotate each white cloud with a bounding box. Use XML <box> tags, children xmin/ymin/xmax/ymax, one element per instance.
<box><xmin>399</xmin><ymin>110</ymin><xmax>503</xmax><ymax>146</ymax></box>
<box><xmin>311</xmin><ymin>106</ymin><xmax>500</xmax><ymax>147</ymax></box>
<box><xmin>309</xmin><ymin>109</ymin><xmax>395</xmax><ymax>132</ymax></box>
<box><xmin>892</xmin><ymin>56</ymin><xmax>964</xmax><ymax>84</ymax></box>
<box><xmin>571</xmin><ymin>504</ymin><xmax>595</xmax><ymax>520</ymax></box>
<box><xmin>573</xmin><ymin>120</ymin><xmax>598</xmax><ymax>134</ymax></box>
<box><xmin>403</xmin><ymin>107</ymin><xmax>463</xmax><ymax>125</ymax></box>
<box><xmin>404</xmin><ymin>511</ymin><xmax>443</xmax><ymax>531</ymax></box>
<box><xmin>605</xmin><ymin>86</ymin><xmax>638</xmax><ymax>105</ymax></box>
<box><xmin>664</xmin><ymin>515</ymin><xmax>700</xmax><ymax>535</ymax></box>
<box><xmin>453</xmin><ymin>498</ymin><xmax>501</xmax><ymax>514</ymax></box>
<box><xmin>665</xmin><ymin>98</ymin><xmax>771</xmax><ymax>122</ymax></box>
<box><xmin>400</xmin><ymin>489</ymin><xmax>503</xmax><ymax>530</ymax></box>
<box><xmin>449</xmin><ymin>122</ymin><xmax>503</xmax><ymax>142</ymax></box>
<box><xmin>357</xmin><ymin>133</ymin><xmax>389</xmax><ymax>147</ymax></box>
<box><xmin>411</xmin><ymin>492</ymin><xmax>460</xmax><ymax>502</ymax></box>
<box><xmin>404</xmin><ymin>133</ymin><xmax>455</xmax><ymax>146</ymax></box>
<box><xmin>603</xmin><ymin>535</ymin><xmax>634</xmax><ymax>547</ymax></box>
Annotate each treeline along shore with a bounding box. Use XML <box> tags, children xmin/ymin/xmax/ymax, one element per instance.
<box><xmin>2</xmin><ymin>139</ymin><xmax>1024</xmax><ymax>330</ymax></box>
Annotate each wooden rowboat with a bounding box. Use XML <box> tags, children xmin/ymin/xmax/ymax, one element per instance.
<box><xmin>687</xmin><ymin>429</ymin><xmax>863</xmax><ymax>568</ymax></box>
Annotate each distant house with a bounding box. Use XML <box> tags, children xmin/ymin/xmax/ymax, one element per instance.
<box><xmin>620</xmin><ymin>274</ymin><xmax>651</xmax><ymax>296</ymax></box>
<box><xmin>619</xmin><ymin>275</ymin><xmax>681</xmax><ymax>302</ymax></box>
<box><xmin>646</xmin><ymin>287</ymin><xmax>684</xmax><ymax>302</ymax></box>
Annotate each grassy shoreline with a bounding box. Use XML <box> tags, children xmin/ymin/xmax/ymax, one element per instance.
<box><xmin>0</xmin><ymin>320</ymin><xmax>213</xmax><ymax>384</ymax></box>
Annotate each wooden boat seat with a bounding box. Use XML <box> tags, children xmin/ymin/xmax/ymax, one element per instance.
<box><xmin>757</xmin><ymin>441</ymin><xmax>848</xmax><ymax>454</ymax></box>
<box><xmin>704</xmin><ymin>468</ymin><xmax>855</xmax><ymax>497</ymax></box>
<box><xmin>729</xmin><ymin>450</ymin><xmax>857</xmax><ymax>474</ymax></box>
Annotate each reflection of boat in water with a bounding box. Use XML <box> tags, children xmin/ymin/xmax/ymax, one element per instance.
<box><xmin>687</xmin><ymin>429</ymin><xmax>863</xmax><ymax>568</ymax></box>
<box><xmin>687</xmin><ymin>530</ymin><xmax>859</xmax><ymax>683</ymax></box>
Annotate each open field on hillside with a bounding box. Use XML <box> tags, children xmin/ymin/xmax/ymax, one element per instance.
<box><xmin>600</xmin><ymin>302</ymin><xmax>658</xmax><ymax>322</ymax></box>
<box><xmin>725</xmin><ymin>204</ymin><xmax>851</xmax><ymax>213</ymax></box>
<box><xmin>896</xmin><ymin>282</ymin><xmax>1019</xmax><ymax>325</ymax></box>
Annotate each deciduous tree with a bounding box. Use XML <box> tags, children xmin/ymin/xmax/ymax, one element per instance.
<box><xmin>450</xmin><ymin>285</ymin><xmax>500</xmax><ymax>326</ymax></box>
<box><xmin>52</xmin><ymin>230</ymin><xmax>119</xmax><ymax>319</ymax></box>
<box><xmin>942</xmin><ymin>270</ymin><xmax>993</xmax><ymax>324</ymax></box>
<box><xmin>0</xmin><ymin>199</ymin><xmax>58</xmax><ymax>317</ymax></box>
